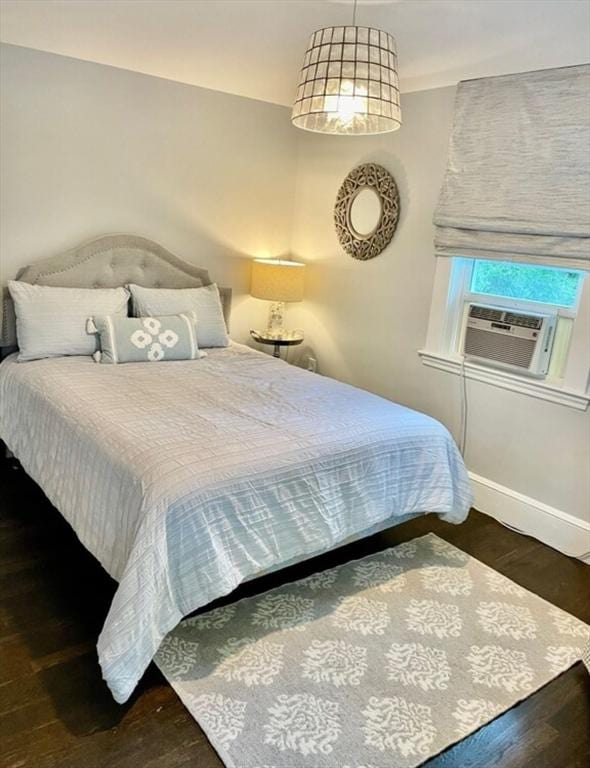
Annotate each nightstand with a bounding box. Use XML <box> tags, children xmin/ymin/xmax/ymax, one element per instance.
<box><xmin>250</xmin><ymin>329</ymin><xmax>304</xmax><ymax>359</ymax></box>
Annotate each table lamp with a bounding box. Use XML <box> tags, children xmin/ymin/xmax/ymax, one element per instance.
<box><xmin>250</xmin><ymin>258</ymin><xmax>305</xmax><ymax>337</ymax></box>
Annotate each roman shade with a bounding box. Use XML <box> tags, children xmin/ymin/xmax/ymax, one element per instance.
<box><xmin>434</xmin><ymin>65</ymin><xmax>590</xmax><ymax>270</ymax></box>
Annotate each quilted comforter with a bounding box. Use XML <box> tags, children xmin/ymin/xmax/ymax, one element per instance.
<box><xmin>0</xmin><ymin>343</ymin><xmax>472</xmax><ymax>702</ymax></box>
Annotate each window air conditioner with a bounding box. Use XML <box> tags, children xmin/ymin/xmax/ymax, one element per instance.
<box><xmin>463</xmin><ymin>303</ymin><xmax>557</xmax><ymax>378</ymax></box>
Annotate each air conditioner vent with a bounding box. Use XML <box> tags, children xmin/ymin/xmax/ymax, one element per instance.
<box><xmin>468</xmin><ymin>305</ymin><xmax>504</xmax><ymax>322</ymax></box>
<box><xmin>464</xmin><ymin>328</ymin><xmax>536</xmax><ymax>367</ymax></box>
<box><xmin>503</xmin><ymin>312</ymin><xmax>543</xmax><ymax>330</ymax></box>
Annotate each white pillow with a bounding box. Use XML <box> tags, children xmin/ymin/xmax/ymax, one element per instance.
<box><xmin>8</xmin><ymin>281</ymin><xmax>129</xmax><ymax>362</ymax></box>
<box><xmin>129</xmin><ymin>283</ymin><xmax>229</xmax><ymax>348</ymax></box>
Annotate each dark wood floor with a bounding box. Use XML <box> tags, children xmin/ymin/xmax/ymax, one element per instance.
<box><xmin>1</xmin><ymin>459</ymin><xmax>589</xmax><ymax>768</ymax></box>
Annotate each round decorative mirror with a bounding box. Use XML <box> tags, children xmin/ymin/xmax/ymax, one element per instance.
<box><xmin>334</xmin><ymin>163</ymin><xmax>400</xmax><ymax>260</ymax></box>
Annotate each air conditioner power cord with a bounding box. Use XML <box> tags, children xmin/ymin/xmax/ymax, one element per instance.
<box><xmin>458</xmin><ymin>354</ymin><xmax>468</xmax><ymax>457</ymax></box>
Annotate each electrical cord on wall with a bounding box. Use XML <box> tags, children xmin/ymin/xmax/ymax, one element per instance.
<box><xmin>458</xmin><ymin>354</ymin><xmax>469</xmax><ymax>457</ymax></box>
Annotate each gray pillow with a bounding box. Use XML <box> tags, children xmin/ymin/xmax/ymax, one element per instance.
<box><xmin>8</xmin><ymin>281</ymin><xmax>129</xmax><ymax>362</ymax></box>
<box><xmin>129</xmin><ymin>283</ymin><xmax>229</xmax><ymax>348</ymax></box>
<box><xmin>88</xmin><ymin>312</ymin><xmax>204</xmax><ymax>364</ymax></box>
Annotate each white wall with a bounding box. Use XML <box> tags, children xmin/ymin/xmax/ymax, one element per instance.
<box><xmin>0</xmin><ymin>43</ymin><xmax>298</xmax><ymax>341</ymax></box>
<box><xmin>289</xmin><ymin>85</ymin><xmax>590</xmax><ymax>534</ymax></box>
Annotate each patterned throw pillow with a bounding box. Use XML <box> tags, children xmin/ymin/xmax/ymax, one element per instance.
<box><xmin>88</xmin><ymin>312</ymin><xmax>204</xmax><ymax>364</ymax></box>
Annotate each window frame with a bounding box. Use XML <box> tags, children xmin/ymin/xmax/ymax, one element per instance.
<box><xmin>419</xmin><ymin>256</ymin><xmax>590</xmax><ymax>411</ymax></box>
<box><xmin>443</xmin><ymin>258</ymin><xmax>584</xmax><ymax>362</ymax></box>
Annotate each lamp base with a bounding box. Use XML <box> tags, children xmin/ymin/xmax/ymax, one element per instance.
<box><xmin>266</xmin><ymin>301</ymin><xmax>285</xmax><ymax>337</ymax></box>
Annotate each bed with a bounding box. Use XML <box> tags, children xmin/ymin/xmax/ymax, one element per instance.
<box><xmin>0</xmin><ymin>235</ymin><xmax>472</xmax><ymax>703</ymax></box>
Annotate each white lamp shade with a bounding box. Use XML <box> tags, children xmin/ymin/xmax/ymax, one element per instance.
<box><xmin>250</xmin><ymin>259</ymin><xmax>305</xmax><ymax>302</ymax></box>
<box><xmin>292</xmin><ymin>26</ymin><xmax>401</xmax><ymax>135</ymax></box>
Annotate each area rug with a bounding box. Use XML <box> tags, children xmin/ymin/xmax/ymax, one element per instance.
<box><xmin>155</xmin><ymin>533</ymin><xmax>589</xmax><ymax>768</ymax></box>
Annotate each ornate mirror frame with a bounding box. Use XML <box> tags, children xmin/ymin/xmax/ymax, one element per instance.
<box><xmin>334</xmin><ymin>163</ymin><xmax>400</xmax><ymax>260</ymax></box>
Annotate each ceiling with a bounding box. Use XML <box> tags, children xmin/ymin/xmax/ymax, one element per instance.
<box><xmin>1</xmin><ymin>0</ymin><xmax>588</xmax><ymax>105</ymax></box>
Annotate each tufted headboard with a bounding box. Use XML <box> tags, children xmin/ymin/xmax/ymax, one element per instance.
<box><xmin>0</xmin><ymin>234</ymin><xmax>232</xmax><ymax>348</ymax></box>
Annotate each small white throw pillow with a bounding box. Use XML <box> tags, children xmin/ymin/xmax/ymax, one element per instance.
<box><xmin>129</xmin><ymin>283</ymin><xmax>229</xmax><ymax>348</ymax></box>
<box><xmin>8</xmin><ymin>281</ymin><xmax>129</xmax><ymax>362</ymax></box>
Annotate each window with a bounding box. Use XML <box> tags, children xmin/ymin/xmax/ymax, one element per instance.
<box><xmin>470</xmin><ymin>261</ymin><xmax>582</xmax><ymax>308</ymax></box>
<box><xmin>456</xmin><ymin>259</ymin><xmax>586</xmax><ymax>382</ymax></box>
<box><xmin>452</xmin><ymin>258</ymin><xmax>584</xmax><ymax>374</ymax></box>
<box><xmin>420</xmin><ymin>258</ymin><xmax>589</xmax><ymax>409</ymax></box>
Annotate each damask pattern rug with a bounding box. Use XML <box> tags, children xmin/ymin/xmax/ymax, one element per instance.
<box><xmin>155</xmin><ymin>533</ymin><xmax>589</xmax><ymax>768</ymax></box>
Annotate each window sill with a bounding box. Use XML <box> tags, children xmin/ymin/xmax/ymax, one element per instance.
<box><xmin>418</xmin><ymin>350</ymin><xmax>589</xmax><ymax>411</ymax></box>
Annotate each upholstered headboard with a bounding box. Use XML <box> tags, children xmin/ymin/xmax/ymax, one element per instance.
<box><xmin>0</xmin><ymin>234</ymin><xmax>232</xmax><ymax>348</ymax></box>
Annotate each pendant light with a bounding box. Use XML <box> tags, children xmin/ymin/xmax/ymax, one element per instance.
<box><xmin>291</xmin><ymin>0</ymin><xmax>401</xmax><ymax>135</ymax></box>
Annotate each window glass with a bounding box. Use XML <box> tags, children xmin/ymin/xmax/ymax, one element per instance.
<box><xmin>470</xmin><ymin>260</ymin><xmax>582</xmax><ymax>308</ymax></box>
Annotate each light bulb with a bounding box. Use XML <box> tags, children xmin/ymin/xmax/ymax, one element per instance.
<box><xmin>324</xmin><ymin>80</ymin><xmax>368</xmax><ymax>129</ymax></box>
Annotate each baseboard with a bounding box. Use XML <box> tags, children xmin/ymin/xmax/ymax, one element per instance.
<box><xmin>468</xmin><ymin>472</ymin><xmax>590</xmax><ymax>563</ymax></box>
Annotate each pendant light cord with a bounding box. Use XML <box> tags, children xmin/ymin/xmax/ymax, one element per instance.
<box><xmin>352</xmin><ymin>0</ymin><xmax>358</xmax><ymax>26</ymax></box>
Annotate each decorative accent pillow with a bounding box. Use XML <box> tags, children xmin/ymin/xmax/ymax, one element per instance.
<box><xmin>88</xmin><ymin>312</ymin><xmax>203</xmax><ymax>364</ymax></box>
<box><xmin>7</xmin><ymin>281</ymin><xmax>129</xmax><ymax>362</ymax></box>
<box><xmin>128</xmin><ymin>283</ymin><xmax>229</xmax><ymax>348</ymax></box>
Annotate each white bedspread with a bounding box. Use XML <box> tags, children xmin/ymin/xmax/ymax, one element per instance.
<box><xmin>0</xmin><ymin>343</ymin><xmax>472</xmax><ymax>702</ymax></box>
